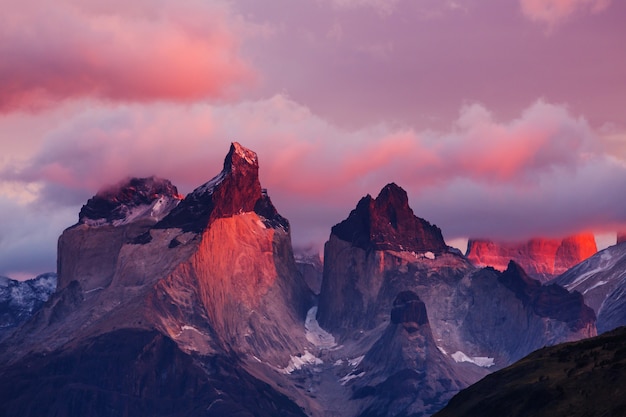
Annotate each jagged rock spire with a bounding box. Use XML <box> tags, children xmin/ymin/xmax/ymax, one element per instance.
<box><xmin>158</xmin><ymin>142</ymin><xmax>287</xmax><ymax>232</ymax></box>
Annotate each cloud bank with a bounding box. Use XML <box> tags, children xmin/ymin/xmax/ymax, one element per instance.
<box><xmin>0</xmin><ymin>0</ymin><xmax>253</xmax><ymax>112</ymax></box>
<box><xmin>2</xmin><ymin>96</ymin><xmax>624</xmax><ymax>277</ymax></box>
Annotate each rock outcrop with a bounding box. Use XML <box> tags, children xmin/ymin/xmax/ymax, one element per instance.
<box><xmin>466</xmin><ymin>234</ymin><xmax>597</xmax><ymax>282</ymax></box>
<box><xmin>350</xmin><ymin>291</ymin><xmax>485</xmax><ymax>417</ymax></box>
<box><xmin>617</xmin><ymin>231</ymin><xmax>626</xmax><ymax>245</ymax></box>
<box><xmin>460</xmin><ymin>262</ymin><xmax>596</xmax><ymax>365</ymax></box>
<box><xmin>331</xmin><ymin>183</ymin><xmax>448</xmax><ymax>255</ymax></box>
<box><xmin>318</xmin><ymin>183</ymin><xmax>454</xmax><ymax>338</ymax></box>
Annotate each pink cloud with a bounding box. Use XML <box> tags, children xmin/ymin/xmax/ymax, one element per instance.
<box><xmin>520</xmin><ymin>0</ymin><xmax>611</xmax><ymax>26</ymax></box>
<box><xmin>0</xmin><ymin>0</ymin><xmax>253</xmax><ymax>112</ymax></box>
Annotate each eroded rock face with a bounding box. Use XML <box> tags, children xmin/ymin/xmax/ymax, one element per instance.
<box><xmin>58</xmin><ymin>177</ymin><xmax>183</xmax><ymax>291</ymax></box>
<box><xmin>351</xmin><ymin>291</ymin><xmax>485</xmax><ymax>417</ymax></box>
<box><xmin>466</xmin><ymin>234</ymin><xmax>597</xmax><ymax>282</ymax></box>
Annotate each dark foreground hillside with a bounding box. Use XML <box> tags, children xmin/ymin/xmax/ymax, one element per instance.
<box><xmin>434</xmin><ymin>326</ymin><xmax>626</xmax><ymax>417</ymax></box>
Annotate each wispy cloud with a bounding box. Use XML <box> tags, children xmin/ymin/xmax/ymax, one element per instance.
<box><xmin>520</xmin><ymin>0</ymin><xmax>611</xmax><ymax>26</ymax></box>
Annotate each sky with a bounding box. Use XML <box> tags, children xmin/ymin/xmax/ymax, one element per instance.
<box><xmin>1</xmin><ymin>0</ymin><xmax>625</xmax><ymax>278</ymax></box>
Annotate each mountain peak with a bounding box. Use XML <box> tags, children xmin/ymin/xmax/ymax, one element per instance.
<box><xmin>227</xmin><ymin>141</ymin><xmax>258</xmax><ymax>169</ymax></box>
<box><xmin>331</xmin><ymin>182</ymin><xmax>447</xmax><ymax>254</ymax></box>
<box><xmin>78</xmin><ymin>176</ymin><xmax>182</xmax><ymax>226</ymax></box>
<box><xmin>157</xmin><ymin>142</ymin><xmax>287</xmax><ymax>232</ymax></box>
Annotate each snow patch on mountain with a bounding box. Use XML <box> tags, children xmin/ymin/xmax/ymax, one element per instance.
<box><xmin>340</xmin><ymin>371</ymin><xmax>366</xmax><ymax>385</ymax></box>
<box><xmin>280</xmin><ymin>350</ymin><xmax>323</xmax><ymax>374</ymax></box>
<box><xmin>451</xmin><ymin>351</ymin><xmax>495</xmax><ymax>368</ymax></box>
<box><xmin>565</xmin><ymin>250</ymin><xmax>618</xmax><ymax>291</ymax></box>
<box><xmin>194</xmin><ymin>170</ymin><xmax>227</xmax><ymax>197</ymax></box>
<box><xmin>305</xmin><ymin>306</ymin><xmax>336</xmax><ymax>348</ymax></box>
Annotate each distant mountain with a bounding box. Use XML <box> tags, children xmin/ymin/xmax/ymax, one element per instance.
<box><xmin>295</xmin><ymin>251</ymin><xmax>324</xmax><ymax>295</ymax></box>
<box><xmin>466</xmin><ymin>234</ymin><xmax>597</xmax><ymax>282</ymax></box>
<box><xmin>433</xmin><ymin>326</ymin><xmax>626</xmax><ymax>417</ymax></box>
<box><xmin>551</xmin><ymin>241</ymin><xmax>626</xmax><ymax>333</ymax></box>
<box><xmin>0</xmin><ymin>273</ymin><xmax>56</xmax><ymax>340</ymax></box>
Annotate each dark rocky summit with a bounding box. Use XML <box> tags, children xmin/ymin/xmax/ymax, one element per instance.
<box><xmin>157</xmin><ymin>142</ymin><xmax>288</xmax><ymax>232</ymax></box>
<box><xmin>331</xmin><ymin>183</ymin><xmax>447</xmax><ymax>255</ymax></box>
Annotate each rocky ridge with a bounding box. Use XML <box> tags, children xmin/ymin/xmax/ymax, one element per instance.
<box><xmin>551</xmin><ymin>240</ymin><xmax>626</xmax><ymax>333</ymax></box>
<box><xmin>466</xmin><ymin>234</ymin><xmax>597</xmax><ymax>282</ymax></box>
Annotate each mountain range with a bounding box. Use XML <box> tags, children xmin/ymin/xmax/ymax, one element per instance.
<box><xmin>0</xmin><ymin>143</ymin><xmax>624</xmax><ymax>417</ymax></box>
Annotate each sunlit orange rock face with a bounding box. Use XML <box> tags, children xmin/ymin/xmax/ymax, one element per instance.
<box><xmin>466</xmin><ymin>234</ymin><xmax>597</xmax><ymax>282</ymax></box>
